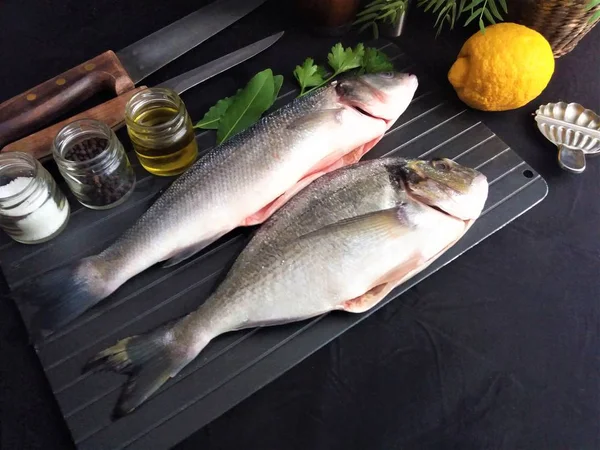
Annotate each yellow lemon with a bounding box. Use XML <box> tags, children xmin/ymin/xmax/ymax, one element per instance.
<box><xmin>448</xmin><ymin>22</ymin><xmax>555</xmax><ymax>111</ymax></box>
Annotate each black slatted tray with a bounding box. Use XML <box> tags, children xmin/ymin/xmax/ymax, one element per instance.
<box><xmin>0</xmin><ymin>39</ymin><xmax>548</xmax><ymax>449</ymax></box>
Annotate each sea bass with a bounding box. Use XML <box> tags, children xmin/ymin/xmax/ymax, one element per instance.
<box><xmin>18</xmin><ymin>72</ymin><xmax>419</xmax><ymax>337</ymax></box>
<box><xmin>84</xmin><ymin>157</ymin><xmax>488</xmax><ymax>417</ymax></box>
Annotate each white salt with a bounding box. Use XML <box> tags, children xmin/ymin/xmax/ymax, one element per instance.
<box><xmin>0</xmin><ymin>177</ymin><xmax>32</xmax><ymax>198</ymax></box>
<box><xmin>0</xmin><ymin>176</ymin><xmax>69</xmax><ymax>242</ymax></box>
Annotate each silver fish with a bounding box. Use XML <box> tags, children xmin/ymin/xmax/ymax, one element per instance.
<box><xmin>84</xmin><ymin>157</ymin><xmax>488</xmax><ymax>417</ymax></box>
<box><xmin>18</xmin><ymin>72</ymin><xmax>419</xmax><ymax>337</ymax></box>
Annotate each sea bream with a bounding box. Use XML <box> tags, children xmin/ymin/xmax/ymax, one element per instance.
<box><xmin>84</xmin><ymin>157</ymin><xmax>488</xmax><ymax>417</ymax></box>
<box><xmin>17</xmin><ymin>72</ymin><xmax>419</xmax><ymax>337</ymax></box>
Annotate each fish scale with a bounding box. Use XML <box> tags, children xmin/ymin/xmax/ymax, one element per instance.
<box><xmin>17</xmin><ymin>72</ymin><xmax>419</xmax><ymax>340</ymax></box>
<box><xmin>83</xmin><ymin>156</ymin><xmax>488</xmax><ymax>417</ymax></box>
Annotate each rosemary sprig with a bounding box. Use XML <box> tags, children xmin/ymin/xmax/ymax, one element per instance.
<box><xmin>586</xmin><ymin>0</ymin><xmax>600</xmax><ymax>23</ymax></box>
<box><xmin>353</xmin><ymin>0</ymin><xmax>409</xmax><ymax>39</ymax></box>
<box><xmin>416</xmin><ymin>0</ymin><xmax>507</xmax><ymax>36</ymax></box>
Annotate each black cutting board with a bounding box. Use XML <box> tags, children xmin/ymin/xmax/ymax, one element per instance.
<box><xmin>0</xmin><ymin>39</ymin><xmax>548</xmax><ymax>449</ymax></box>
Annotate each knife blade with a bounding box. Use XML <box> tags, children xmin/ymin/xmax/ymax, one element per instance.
<box><xmin>116</xmin><ymin>0</ymin><xmax>268</xmax><ymax>84</ymax></box>
<box><xmin>2</xmin><ymin>32</ymin><xmax>285</xmax><ymax>161</ymax></box>
<box><xmin>156</xmin><ymin>31</ymin><xmax>284</xmax><ymax>95</ymax></box>
<box><xmin>0</xmin><ymin>0</ymin><xmax>267</xmax><ymax>148</ymax></box>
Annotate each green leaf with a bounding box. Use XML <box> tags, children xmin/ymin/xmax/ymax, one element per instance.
<box><xmin>353</xmin><ymin>12</ymin><xmax>380</xmax><ymax>25</ymax></box>
<box><xmin>497</xmin><ymin>0</ymin><xmax>508</xmax><ymax>13</ymax></box>
<box><xmin>478</xmin><ymin>17</ymin><xmax>485</xmax><ymax>33</ymax></box>
<box><xmin>358</xmin><ymin>21</ymin><xmax>372</xmax><ymax>34</ymax></box>
<box><xmin>433</xmin><ymin>0</ymin><xmax>447</xmax><ymax>13</ymax></box>
<box><xmin>293</xmin><ymin>57</ymin><xmax>327</xmax><ymax>93</ymax></box>
<box><xmin>216</xmin><ymin>69</ymin><xmax>276</xmax><ymax>144</ymax></box>
<box><xmin>451</xmin><ymin>2</ymin><xmax>458</xmax><ymax>28</ymax></box>
<box><xmin>488</xmin><ymin>0</ymin><xmax>504</xmax><ymax>21</ymax></box>
<box><xmin>361</xmin><ymin>47</ymin><xmax>394</xmax><ymax>73</ymax></box>
<box><xmin>586</xmin><ymin>0</ymin><xmax>600</xmax><ymax>10</ymax></box>
<box><xmin>464</xmin><ymin>6</ymin><xmax>482</xmax><ymax>26</ymax></box>
<box><xmin>435</xmin><ymin>3</ymin><xmax>453</xmax><ymax>28</ymax></box>
<box><xmin>327</xmin><ymin>43</ymin><xmax>365</xmax><ymax>74</ymax></box>
<box><xmin>272</xmin><ymin>74</ymin><xmax>284</xmax><ymax>103</ymax></box>
<box><xmin>483</xmin><ymin>7</ymin><xmax>496</xmax><ymax>24</ymax></box>
<box><xmin>591</xmin><ymin>9</ymin><xmax>600</xmax><ymax>22</ymax></box>
<box><xmin>423</xmin><ymin>0</ymin><xmax>437</xmax><ymax>12</ymax></box>
<box><xmin>193</xmin><ymin>91</ymin><xmax>238</xmax><ymax>130</ymax></box>
<box><xmin>464</xmin><ymin>0</ymin><xmax>484</xmax><ymax>11</ymax></box>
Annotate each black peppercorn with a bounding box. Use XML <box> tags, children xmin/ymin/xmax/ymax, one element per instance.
<box><xmin>64</xmin><ymin>137</ymin><xmax>134</xmax><ymax>207</ymax></box>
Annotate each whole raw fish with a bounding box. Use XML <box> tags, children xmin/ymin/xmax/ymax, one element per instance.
<box><xmin>84</xmin><ymin>157</ymin><xmax>488</xmax><ymax>417</ymax></box>
<box><xmin>17</xmin><ymin>72</ymin><xmax>419</xmax><ymax>337</ymax></box>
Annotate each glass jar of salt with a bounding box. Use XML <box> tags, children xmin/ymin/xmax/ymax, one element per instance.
<box><xmin>52</xmin><ymin>119</ymin><xmax>136</xmax><ymax>210</ymax></box>
<box><xmin>0</xmin><ymin>152</ymin><xmax>70</xmax><ymax>244</ymax></box>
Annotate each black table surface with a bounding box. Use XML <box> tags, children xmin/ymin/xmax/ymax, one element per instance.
<box><xmin>1</xmin><ymin>1</ymin><xmax>599</xmax><ymax>449</ymax></box>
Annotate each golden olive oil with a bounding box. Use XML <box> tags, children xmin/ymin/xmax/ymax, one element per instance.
<box><xmin>125</xmin><ymin>88</ymin><xmax>198</xmax><ymax>177</ymax></box>
<box><xmin>128</xmin><ymin>106</ymin><xmax>198</xmax><ymax>177</ymax></box>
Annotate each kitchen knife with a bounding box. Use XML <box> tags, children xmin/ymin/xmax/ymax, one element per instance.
<box><xmin>2</xmin><ymin>32</ymin><xmax>284</xmax><ymax>160</ymax></box>
<box><xmin>0</xmin><ymin>0</ymin><xmax>267</xmax><ymax>147</ymax></box>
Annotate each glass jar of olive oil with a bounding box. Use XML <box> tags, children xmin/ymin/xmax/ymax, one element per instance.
<box><xmin>124</xmin><ymin>88</ymin><xmax>198</xmax><ymax>176</ymax></box>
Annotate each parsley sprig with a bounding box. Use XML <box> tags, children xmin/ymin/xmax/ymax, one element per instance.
<box><xmin>293</xmin><ymin>43</ymin><xmax>393</xmax><ymax>97</ymax></box>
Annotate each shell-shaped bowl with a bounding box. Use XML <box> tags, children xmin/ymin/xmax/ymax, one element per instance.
<box><xmin>535</xmin><ymin>102</ymin><xmax>600</xmax><ymax>155</ymax></box>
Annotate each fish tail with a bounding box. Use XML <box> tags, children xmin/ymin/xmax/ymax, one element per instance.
<box><xmin>14</xmin><ymin>257</ymin><xmax>110</xmax><ymax>341</ymax></box>
<box><xmin>83</xmin><ymin>320</ymin><xmax>202</xmax><ymax>418</ymax></box>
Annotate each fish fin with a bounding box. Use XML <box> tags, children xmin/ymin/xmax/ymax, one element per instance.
<box><xmin>239</xmin><ymin>135</ymin><xmax>385</xmax><ymax>228</ymax></box>
<box><xmin>300</xmin><ymin>135</ymin><xmax>385</xmax><ymax>180</ymax></box>
<box><xmin>14</xmin><ymin>258</ymin><xmax>108</xmax><ymax>342</ymax></box>
<box><xmin>82</xmin><ymin>320</ymin><xmax>203</xmax><ymax>418</ymax></box>
<box><xmin>339</xmin><ymin>229</ymin><xmax>468</xmax><ymax>315</ymax></box>
<box><xmin>337</xmin><ymin>251</ymin><xmax>424</xmax><ymax>314</ymax></box>
<box><xmin>298</xmin><ymin>208</ymin><xmax>408</xmax><ymax>242</ymax></box>
<box><xmin>286</xmin><ymin>108</ymin><xmax>345</xmax><ymax>131</ymax></box>
<box><xmin>161</xmin><ymin>232</ymin><xmax>227</xmax><ymax>268</ymax></box>
<box><xmin>338</xmin><ymin>283</ymin><xmax>395</xmax><ymax>313</ymax></box>
<box><xmin>240</xmin><ymin>171</ymin><xmax>327</xmax><ymax>227</ymax></box>
<box><xmin>344</xmin><ymin>135</ymin><xmax>384</xmax><ymax>163</ymax></box>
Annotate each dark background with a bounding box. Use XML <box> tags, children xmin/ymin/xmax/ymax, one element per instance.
<box><xmin>1</xmin><ymin>1</ymin><xmax>599</xmax><ymax>449</ymax></box>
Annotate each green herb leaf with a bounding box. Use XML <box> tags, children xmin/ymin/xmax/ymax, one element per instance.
<box><xmin>488</xmin><ymin>0</ymin><xmax>503</xmax><ymax>21</ymax></box>
<box><xmin>478</xmin><ymin>16</ymin><xmax>485</xmax><ymax>33</ymax></box>
<box><xmin>193</xmin><ymin>90</ymin><xmax>241</xmax><ymax>130</ymax></box>
<box><xmin>353</xmin><ymin>12</ymin><xmax>380</xmax><ymax>25</ymax></box>
<box><xmin>272</xmin><ymin>74</ymin><xmax>284</xmax><ymax>102</ymax></box>
<box><xmin>586</xmin><ymin>0</ymin><xmax>600</xmax><ymax>10</ymax></box>
<box><xmin>464</xmin><ymin>0</ymin><xmax>485</xmax><ymax>11</ymax></box>
<box><xmin>483</xmin><ymin>7</ymin><xmax>495</xmax><ymax>24</ymax></box>
<box><xmin>216</xmin><ymin>69</ymin><xmax>276</xmax><ymax>144</ymax></box>
<box><xmin>327</xmin><ymin>43</ymin><xmax>365</xmax><ymax>74</ymax></box>
<box><xmin>361</xmin><ymin>47</ymin><xmax>394</xmax><ymax>73</ymax></box>
<box><xmin>464</xmin><ymin>6</ymin><xmax>482</xmax><ymax>26</ymax></box>
<box><xmin>293</xmin><ymin>58</ymin><xmax>327</xmax><ymax>94</ymax></box>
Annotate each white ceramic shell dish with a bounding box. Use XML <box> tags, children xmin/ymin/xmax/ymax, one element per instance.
<box><xmin>535</xmin><ymin>102</ymin><xmax>600</xmax><ymax>174</ymax></box>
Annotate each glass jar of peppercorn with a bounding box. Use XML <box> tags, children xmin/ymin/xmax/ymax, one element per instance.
<box><xmin>52</xmin><ymin>119</ymin><xmax>136</xmax><ymax>210</ymax></box>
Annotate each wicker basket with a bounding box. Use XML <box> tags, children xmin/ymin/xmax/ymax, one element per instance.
<box><xmin>509</xmin><ymin>0</ymin><xmax>600</xmax><ymax>58</ymax></box>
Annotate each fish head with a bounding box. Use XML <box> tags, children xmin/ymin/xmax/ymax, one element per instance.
<box><xmin>334</xmin><ymin>72</ymin><xmax>419</xmax><ymax>127</ymax></box>
<box><xmin>399</xmin><ymin>158</ymin><xmax>489</xmax><ymax>222</ymax></box>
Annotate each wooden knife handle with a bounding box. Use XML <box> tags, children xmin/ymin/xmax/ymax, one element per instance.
<box><xmin>0</xmin><ymin>50</ymin><xmax>135</xmax><ymax>147</ymax></box>
<box><xmin>2</xmin><ymin>87</ymin><xmax>146</xmax><ymax>161</ymax></box>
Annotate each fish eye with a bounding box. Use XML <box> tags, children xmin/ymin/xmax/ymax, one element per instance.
<box><xmin>379</xmin><ymin>72</ymin><xmax>394</xmax><ymax>78</ymax></box>
<box><xmin>432</xmin><ymin>159</ymin><xmax>451</xmax><ymax>171</ymax></box>
<box><xmin>335</xmin><ymin>80</ymin><xmax>351</xmax><ymax>96</ymax></box>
